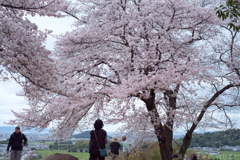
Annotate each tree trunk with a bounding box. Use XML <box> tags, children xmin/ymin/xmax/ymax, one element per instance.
<box><xmin>178</xmin><ymin>131</ymin><xmax>192</xmax><ymax>160</ymax></box>
<box><xmin>177</xmin><ymin>84</ymin><xmax>236</xmax><ymax>159</ymax></box>
<box><xmin>142</xmin><ymin>89</ymin><xmax>172</xmax><ymax>160</ymax></box>
<box><xmin>163</xmin><ymin>89</ymin><xmax>178</xmax><ymax>157</ymax></box>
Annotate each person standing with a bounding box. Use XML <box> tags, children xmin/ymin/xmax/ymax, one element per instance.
<box><xmin>89</xmin><ymin>119</ymin><xmax>108</xmax><ymax>160</ymax></box>
<box><xmin>110</xmin><ymin>137</ymin><xmax>121</xmax><ymax>160</ymax></box>
<box><xmin>191</xmin><ymin>154</ymin><xmax>197</xmax><ymax>160</ymax></box>
<box><xmin>172</xmin><ymin>154</ymin><xmax>179</xmax><ymax>160</ymax></box>
<box><xmin>122</xmin><ymin>136</ymin><xmax>130</xmax><ymax>160</ymax></box>
<box><xmin>7</xmin><ymin>126</ymin><xmax>28</xmax><ymax>160</ymax></box>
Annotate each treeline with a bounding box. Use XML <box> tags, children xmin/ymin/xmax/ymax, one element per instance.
<box><xmin>0</xmin><ymin>139</ymin><xmax>28</xmax><ymax>146</ymax></box>
<box><xmin>180</xmin><ymin>129</ymin><xmax>240</xmax><ymax>148</ymax></box>
<box><xmin>49</xmin><ymin>140</ymin><xmax>123</xmax><ymax>152</ymax></box>
<box><xmin>0</xmin><ymin>139</ymin><xmax>9</xmax><ymax>144</ymax></box>
<box><xmin>49</xmin><ymin>140</ymin><xmax>74</xmax><ymax>150</ymax></box>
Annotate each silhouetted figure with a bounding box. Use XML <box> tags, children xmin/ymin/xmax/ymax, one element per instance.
<box><xmin>89</xmin><ymin>119</ymin><xmax>108</xmax><ymax>160</ymax></box>
<box><xmin>7</xmin><ymin>126</ymin><xmax>28</xmax><ymax>160</ymax></box>
<box><xmin>172</xmin><ymin>154</ymin><xmax>179</xmax><ymax>160</ymax></box>
<box><xmin>191</xmin><ymin>154</ymin><xmax>197</xmax><ymax>160</ymax></box>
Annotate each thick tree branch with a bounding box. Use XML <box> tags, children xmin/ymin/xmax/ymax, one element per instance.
<box><xmin>178</xmin><ymin>83</ymin><xmax>239</xmax><ymax>159</ymax></box>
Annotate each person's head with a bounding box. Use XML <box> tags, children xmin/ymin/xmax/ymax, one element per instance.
<box><xmin>191</xmin><ymin>154</ymin><xmax>197</xmax><ymax>160</ymax></box>
<box><xmin>94</xmin><ymin>119</ymin><xmax>104</xmax><ymax>130</ymax></box>
<box><xmin>172</xmin><ymin>154</ymin><xmax>178</xmax><ymax>158</ymax></box>
<box><xmin>122</xmin><ymin>136</ymin><xmax>126</xmax><ymax>141</ymax></box>
<box><xmin>15</xmin><ymin>126</ymin><xmax>20</xmax><ymax>134</ymax></box>
<box><xmin>172</xmin><ymin>154</ymin><xmax>179</xmax><ymax>160</ymax></box>
<box><xmin>112</xmin><ymin>137</ymin><xmax>118</xmax><ymax>142</ymax></box>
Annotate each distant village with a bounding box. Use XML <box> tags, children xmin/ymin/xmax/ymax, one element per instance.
<box><xmin>192</xmin><ymin>146</ymin><xmax>240</xmax><ymax>155</ymax></box>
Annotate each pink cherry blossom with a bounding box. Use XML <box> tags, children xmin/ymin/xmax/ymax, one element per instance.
<box><xmin>4</xmin><ymin>0</ymin><xmax>240</xmax><ymax>159</ymax></box>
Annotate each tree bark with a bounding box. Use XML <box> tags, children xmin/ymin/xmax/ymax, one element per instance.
<box><xmin>142</xmin><ymin>89</ymin><xmax>172</xmax><ymax>160</ymax></box>
<box><xmin>141</xmin><ymin>84</ymin><xmax>236</xmax><ymax>159</ymax></box>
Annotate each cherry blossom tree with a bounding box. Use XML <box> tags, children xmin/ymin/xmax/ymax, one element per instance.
<box><xmin>7</xmin><ymin>0</ymin><xmax>240</xmax><ymax>159</ymax></box>
<box><xmin>0</xmin><ymin>0</ymin><xmax>69</xmax><ymax>85</ymax></box>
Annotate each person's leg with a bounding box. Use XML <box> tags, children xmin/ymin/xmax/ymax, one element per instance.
<box><xmin>123</xmin><ymin>152</ymin><xmax>128</xmax><ymax>160</ymax></box>
<box><xmin>97</xmin><ymin>155</ymin><xmax>105</xmax><ymax>160</ymax></box>
<box><xmin>111</xmin><ymin>153</ymin><xmax>117</xmax><ymax>160</ymax></box>
<box><xmin>89</xmin><ymin>154</ymin><xmax>98</xmax><ymax>160</ymax></box>
<box><xmin>10</xmin><ymin>150</ymin><xmax>16</xmax><ymax>160</ymax></box>
<box><xmin>116</xmin><ymin>154</ymin><xmax>120</xmax><ymax>160</ymax></box>
<box><xmin>110</xmin><ymin>153</ymin><xmax>114</xmax><ymax>160</ymax></box>
<box><xmin>15</xmin><ymin>151</ymin><xmax>22</xmax><ymax>160</ymax></box>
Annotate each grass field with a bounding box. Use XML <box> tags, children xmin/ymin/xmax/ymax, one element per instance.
<box><xmin>208</xmin><ymin>151</ymin><xmax>240</xmax><ymax>160</ymax></box>
<box><xmin>33</xmin><ymin>148</ymin><xmax>240</xmax><ymax>160</ymax></box>
<box><xmin>36</xmin><ymin>150</ymin><xmax>90</xmax><ymax>160</ymax></box>
<box><xmin>28</xmin><ymin>141</ymin><xmax>41</xmax><ymax>144</ymax></box>
<box><xmin>44</xmin><ymin>141</ymin><xmax>54</xmax><ymax>146</ymax></box>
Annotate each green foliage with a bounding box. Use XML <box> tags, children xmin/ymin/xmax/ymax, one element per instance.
<box><xmin>106</xmin><ymin>140</ymin><xmax>112</xmax><ymax>150</ymax></box>
<box><xmin>31</xmin><ymin>147</ymin><xmax>36</xmax><ymax>150</ymax></box>
<box><xmin>74</xmin><ymin>140</ymin><xmax>90</xmax><ymax>149</ymax></box>
<box><xmin>49</xmin><ymin>144</ymin><xmax>55</xmax><ymax>150</ymax></box>
<box><xmin>56</xmin><ymin>140</ymin><xmax>91</xmax><ymax>152</ymax></box>
<box><xmin>185</xmin><ymin>129</ymin><xmax>240</xmax><ymax>148</ymax></box>
<box><xmin>141</xmin><ymin>143</ymin><xmax>148</xmax><ymax>149</ymax></box>
<box><xmin>0</xmin><ymin>138</ymin><xmax>9</xmax><ymax>144</ymax></box>
<box><xmin>129</xmin><ymin>142</ymin><xmax>161</xmax><ymax>160</ymax></box>
<box><xmin>215</xmin><ymin>0</ymin><xmax>240</xmax><ymax>32</ymax></box>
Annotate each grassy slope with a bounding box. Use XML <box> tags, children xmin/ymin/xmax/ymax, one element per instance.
<box><xmin>28</xmin><ymin>141</ymin><xmax>41</xmax><ymax>144</ymax></box>
<box><xmin>35</xmin><ymin>150</ymin><xmax>240</xmax><ymax>160</ymax></box>
<box><xmin>208</xmin><ymin>151</ymin><xmax>240</xmax><ymax>160</ymax></box>
<box><xmin>44</xmin><ymin>141</ymin><xmax>54</xmax><ymax>146</ymax></box>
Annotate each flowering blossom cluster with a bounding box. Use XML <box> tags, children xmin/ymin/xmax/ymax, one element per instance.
<box><xmin>3</xmin><ymin>0</ymin><xmax>240</xmax><ymax>158</ymax></box>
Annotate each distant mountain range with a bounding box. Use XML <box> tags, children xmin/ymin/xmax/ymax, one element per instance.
<box><xmin>0</xmin><ymin>126</ymin><xmax>217</xmax><ymax>141</ymax></box>
<box><xmin>186</xmin><ymin>129</ymin><xmax>240</xmax><ymax>148</ymax></box>
<box><xmin>73</xmin><ymin>131</ymin><xmax>113</xmax><ymax>139</ymax></box>
<box><xmin>0</xmin><ymin>126</ymin><xmax>50</xmax><ymax>133</ymax></box>
<box><xmin>0</xmin><ymin>126</ymin><xmax>114</xmax><ymax>136</ymax></box>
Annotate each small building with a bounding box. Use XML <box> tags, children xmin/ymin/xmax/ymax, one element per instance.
<box><xmin>208</xmin><ymin>151</ymin><xmax>221</xmax><ymax>155</ymax></box>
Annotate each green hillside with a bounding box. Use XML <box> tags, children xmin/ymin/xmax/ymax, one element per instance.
<box><xmin>73</xmin><ymin>131</ymin><xmax>112</xmax><ymax>139</ymax></box>
<box><xmin>185</xmin><ymin>129</ymin><xmax>240</xmax><ymax>148</ymax></box>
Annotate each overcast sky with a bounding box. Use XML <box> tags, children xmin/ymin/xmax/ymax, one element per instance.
<box><xmin>0</xmin><ymin>14</ymin><xmax>240</xmax><ymax>134</ymax></box>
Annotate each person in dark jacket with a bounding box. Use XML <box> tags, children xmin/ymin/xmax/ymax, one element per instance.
<box><xmin>89</xmin><ymin>119</ymin><xmax>108</xmax><ymax>160</ymax></box>
<box><xmin>191</xmin><ymin>154</ymin><xmax>197</xmax><ymax>160</ymax></box>
<box><xmin>7</xmin><ymin>126</ymin><xmax>28</xmax><ymax>160</ymax></box>
<box><xmin>172</xmin><ymin>154</ymin><xmax>179</xmax><ymax>160</ymax></box>
<box><xmin>110</xmin><ymin>137</ymin><xmax>121</xmax><ymax>160</ymax></box>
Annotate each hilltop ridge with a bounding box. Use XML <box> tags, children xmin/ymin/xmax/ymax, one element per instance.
<box><xmin>73</xmin><ymin>131</ymin><xmax>113</xmax><ymax>139</ymax></box>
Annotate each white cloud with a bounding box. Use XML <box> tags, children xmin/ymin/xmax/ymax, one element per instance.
<box><xmin>0</xmin><ymin>80</ymin><xmax>29</xmax><ymax>126</ymax></box>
